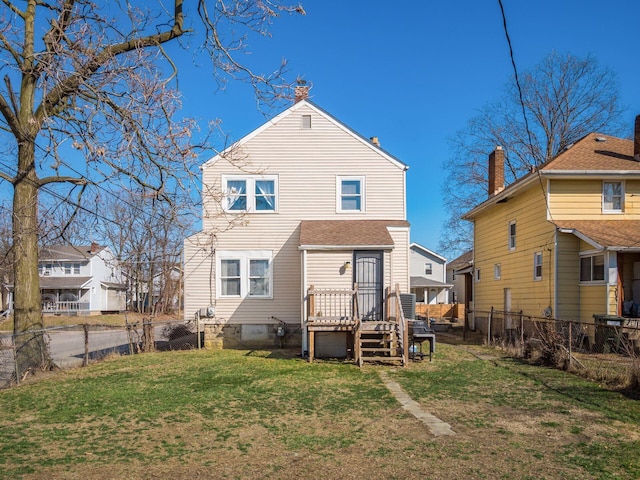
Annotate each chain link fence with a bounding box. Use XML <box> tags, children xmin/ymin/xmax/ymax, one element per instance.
<box><xmin>471</xmin><ymin>308</ymin><xmax>640</xmax><ymax>389</ymax></box>
<box><xmin>0</xmin><ymin>318</ymin><xmax>199</xmax><ymax>389</ymax></box>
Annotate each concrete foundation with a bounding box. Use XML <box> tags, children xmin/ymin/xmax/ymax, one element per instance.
<box><xmin>203</xmin><ymin>322</ymin><xmax>302</xmax><ymax>350</ymax></box>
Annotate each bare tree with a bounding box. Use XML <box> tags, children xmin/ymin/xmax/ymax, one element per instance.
<box><xmin>97</xmin><ymin>190</ymin><xmax>187</xmax><ymax>315</ymax></box>
<box><xmin>0</xmin><ymin>0</ymin><xmax>305</xmax><ymax>372</ymax></box>
<box><xmin>440</xmin><ymin>51</ymin><xmax>627</xmax><ymax>256</ymax></box>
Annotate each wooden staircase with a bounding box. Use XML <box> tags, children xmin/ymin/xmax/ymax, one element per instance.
<box><xmin>356</xmin><ymin>321</ymin><xmax>405</xmax><ymax>366</ymax></box>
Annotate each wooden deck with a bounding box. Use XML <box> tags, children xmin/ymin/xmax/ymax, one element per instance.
<box><xmin>306</xmin><ymin>285</ymin><xmax>409</xmax><ymax>365</ymax></box>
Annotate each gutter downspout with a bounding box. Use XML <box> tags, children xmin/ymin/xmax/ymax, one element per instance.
<box><xmin>301</xmin><ymin>249</ymin><xmax>308</xmax><ymax>355</ymax></box>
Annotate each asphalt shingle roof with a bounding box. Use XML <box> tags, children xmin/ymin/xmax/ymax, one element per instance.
<box><xmin>299</xmin><ymin>220</ymin><xmax>409</xmax><ymax>248</ymax></box>
<box><xmin>543</xmin><ymin>133</ymin><xmax>637</xmax><ymax>171</ymax></box>
<box><xmin>553</xmin><ymin>220</ymin><xmax>640</xmax><ymax>249</ymax></box>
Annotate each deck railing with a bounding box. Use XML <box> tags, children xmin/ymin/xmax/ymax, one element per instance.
<box><xmin>307</xmin><ymin>285</ymin><xmax>359</xmax><ymax>323</ymax></box>
<box><xmin>42</xmin><ymin>301</ymin><xmax>90</xmax><ymax>313</ymax></box>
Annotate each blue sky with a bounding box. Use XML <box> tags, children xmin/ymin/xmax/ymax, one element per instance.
<box><xmin>175</xmin><ymin>0</ymin><xmax>640</xmax><ymax>259</ymax></box>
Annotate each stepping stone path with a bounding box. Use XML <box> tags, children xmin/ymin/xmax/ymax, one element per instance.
<box><xmin>378</xmin><ymin>370</ymin><xmax>456</xmax><ymax>437</ymax></box>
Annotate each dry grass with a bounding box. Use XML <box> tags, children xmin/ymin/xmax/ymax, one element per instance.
<box><xmin>1</xmin><ymin>343</ymin><xmax>639</xmax><ymax>479</ymax></box>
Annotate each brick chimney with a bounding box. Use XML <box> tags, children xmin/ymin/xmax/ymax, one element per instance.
<box><xmin>294</xmin><ymin>80</ymin><xmax>309</xmax><ymax>103</ymax></box>
<box><xmin>90</xmin><ymin>242</ymin><xmax>100</xmax><ymax>254</ymax></box>
<box><xmin>634</xmin><ymin>115</ymin><xmax>640</xmax><ymax>162</ymax></box>
<box><xmin>488</xmin><ymin>146</ymin><xmax>505</xmax><ymax>196</ymax></box>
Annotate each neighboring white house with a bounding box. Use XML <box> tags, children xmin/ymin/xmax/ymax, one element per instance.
<box><xmin>184</xmin><ymin>87</ymin><xmax>411</xmax><ymax>356</ymax></box>
<box><xmin>34</xmin><ymin>243</ymin><xmax>126</xmax><ymax>315</ymax></box>
<box><xmin>409</xmin><ymin>243</ymin><xmax>452</xmax><ymax>304</ymax></box>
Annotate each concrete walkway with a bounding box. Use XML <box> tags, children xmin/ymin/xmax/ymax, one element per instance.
<box><xmin>379</xmin><ymin>370</ymin><xmax>456</xmax><ymax>437</ymax></box>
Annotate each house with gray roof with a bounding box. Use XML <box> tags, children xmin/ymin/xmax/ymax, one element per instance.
<box><xmin>36</xmin><ymin>243</ymin><xmax>126</xmax><ymax>315</ymax></box>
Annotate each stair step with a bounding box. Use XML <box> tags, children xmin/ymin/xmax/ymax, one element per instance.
<box><xmin>361</xmin><ymin>347</ymin><xmax>392</xmax><ymax>352</ymax></box>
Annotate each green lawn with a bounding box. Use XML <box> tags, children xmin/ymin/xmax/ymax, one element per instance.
<box><xmin>1</xmin><ymin>345</ymin><xmax>639</xmax><ymax>479</ymax></box>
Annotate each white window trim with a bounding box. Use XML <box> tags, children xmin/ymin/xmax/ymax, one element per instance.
<box><xmin>494</xmin><ymin>263</ymin><xmax>501</xmax><ymax>280</ymax></box>
<box><xmin>508</xmin><ymin>220</ymin><xmax>516</xmax><ymax>251</ymax></box>
<box><xmin>301</xmin><ymin>114</ymin><xmax>312</xmax><ymax>129</ymax></box>
<box><xmin>216</xmin><ymin>250</ymin><xmax>273</xmax><ymax>299</ymax></box>
<box><xmin>533</xmin><ymin>252</ymin><xmax>542</xmax><ymax>281</ymax></box>
<box><xmin>602</xmin><ymin>180</ymin><xmax>624</xmax><ymax>214</ymax></box>
<box><xmin>579</xmin><ymin>253</ymin><xmax>606</xmax><ymax>284</ymax></box>
<box><xmin>424</xmin><ymin>262</ymin><xmax>433</xmax><ymax>275</ymax></box>
<box><xmin>475</xmin><ymin>268</ymin><xmax>481</xmax><ymax>283</ymax></box>
<box><xmin>336</xmin><ymin>175</ymin><xmax>365</xmax><ymax>213</ymax></box>
<box><xmin>222</xmin><ymin>175</ymin><xmax>278</xmax><ymax>213</ymax></box>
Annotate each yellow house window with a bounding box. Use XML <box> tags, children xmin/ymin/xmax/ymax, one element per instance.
<box><xmin>534</xmin><ymin>252</ymin><xmax>542</xmax><ymax>280</ymax></box>
<box><xmin>508</xmin><ymin>221</ymin><xmax>516</xmax><ymax>250</ymax></box>
<box><xmin>603</xmin><ymin>181</ymin><xmax>623</xmax><ymax>213</ymax></box>
<box><xmin>494</xmin><ymin>264</ymin><xmax>501</xmax><ymax>279</ymax></box>
<box><xmin>580</xmin><ymin>254</ymin><xmax>605</xmax><ymax>282</ymax></box>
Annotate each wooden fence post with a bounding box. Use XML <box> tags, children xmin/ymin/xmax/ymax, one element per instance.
<box><xmin>83</xmin><ymin>324</ymin><xmax>89</xmax><ymax>367</ymax></box>
<box><xmin>488</xmin><ymin>306</ymin><xmax>493</xmax><ymax>344</ymax></box>
<box><xmin>568</xmin><ymin>321</ymin><xmax>573</xmax><ymax>368</ymax></box>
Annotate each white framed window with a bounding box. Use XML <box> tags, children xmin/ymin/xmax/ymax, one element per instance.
<box><xmin>301</xmin><ymin>114</ymin><xmax>312</xmax><ymax>129</ymax></box>
<box><xmin>603</xmin><ymin>181</ymin><xmax>623</xmax><ymax>213</ymax></box>
<box><xmin>217</xmin><ymin>250</ymin><xmax>273</xmax><ymax>299</ymax></box>
<box><xmin>424</xmin><ymin>263</ymin><xmax>433</xmax><ymax>275</ymax></box>
<box><xmin>534</xmin><ymin>252</ymin><xmax>542</xmax><ymax>280</ymax></box>
<box><xmin>580</xmin><ymin>254</ymin><xmax>605</xmax><ymax>282</ymax></box>
<box><xmin>223</xmin><ymin>175</ymin><xmax>278</xmax><ymax>213</ymax></box>
<box><xmin>508</xmin><ymin>221</ymin><xmax>516</xmax><ymax>250</ymax></box>
<box><xmin>494</xmin><ymin>264</ymin><xmax>501</xmax><ymax>280</ymax></box>
<box><xmin>64</xmin><ymin>263</ymin><xmax>80</xmax><ymax>275</ymax></box>
<box><xmin>336</xmin><ymin>176</ymin><xmax>365</xmax><ymax>212</ymax></box>
<box><xmin>475</xmin><ymin>268</ymin><xmax>481</xmax><ymax>282</ymax></box>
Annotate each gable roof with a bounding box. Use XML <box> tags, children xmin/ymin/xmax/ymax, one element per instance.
<box><xmin>410</xmin><ymin>242</ymin><xmax>447</xmax><ymax>262</ymax></box>
<box><xmin>543</xmin><ymin>133</ymin><xmax>636</xmax><ymax>172</ymax></box>
<box><xmin>464</xmin><ymin>133</ymin><xmax>637</xmax><ymax>219</ymax></box>
<box><xmin>447</xmin><ymin>250</ymin><xmax>473</xmax><ymax>271</ymax></box>
<box><xmin>40</xmin><ymin>245</ymin><xmax>106</xmax><ymax>262</ymax></box>
<box><xmin>202</xmin><ymin>99</ymin><xmax>408</xmax><ymax>171</ymax></box>
<box><xmin>299</xmin><ymin>220</ymin><xmax>409</xmax><ymax>250</ymax></box>
<box><xmin>553</xmin><ymin>220</ymin><xmax>640</xmax><ymax>251</ymax></box>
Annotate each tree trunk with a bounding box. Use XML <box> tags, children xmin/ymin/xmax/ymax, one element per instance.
<box><xmin>12</xmin><ymin>141</ymin><xmax>50</xmax><ymax>373</ymax></box>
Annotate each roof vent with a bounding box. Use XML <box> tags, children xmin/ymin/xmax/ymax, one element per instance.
<box><xmin>595</xmin><ymin>136</ymin><xmax>607</xmax><ymax>142</ymax></box>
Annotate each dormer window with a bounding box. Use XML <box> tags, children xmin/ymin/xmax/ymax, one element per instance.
<box><xmin>603</xmin><ymin>181</ymin><xmax>623</xmax><ymax>213</ymax></box>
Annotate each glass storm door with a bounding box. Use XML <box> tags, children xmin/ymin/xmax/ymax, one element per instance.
<box><xmin>354</xmin><ymin>251</ymin><xmax>383</xmax><ymax>321</ymax></box>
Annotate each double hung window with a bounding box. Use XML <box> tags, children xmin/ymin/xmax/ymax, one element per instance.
<box><xmin>534</xmin><ymin>252</ymin><xmax>543</xmax><ymax>280</ymax></box>
<box><xmin>508</xmin><ymin>221</ymin><xmax>516</xmax><ymax>250</ymax></box>
<box><xmin>224</xmin><ymin>176</ymin><xmax>278</xmax><ymax>213</ymax></box>
<box><xmin>337</xmin><ymin>176</ymin><xmax>365</xmax><ymax>212</ymax></box>
<box><xmin>603</xmin><ymin>181</ymin><xmax>623</xmax><ymax>213</ymax></box>
<box><xmin>218</xmin><ymin>251</ymin><xmax>273</xmax><ymax>298</ymax></box>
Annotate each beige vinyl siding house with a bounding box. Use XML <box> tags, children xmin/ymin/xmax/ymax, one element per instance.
<box><xmin>184</xmin><ymin>92</ymin><xmax>411</xmax><ymax>360</ymax></box>
<box><xmin>464</xmin><ymin>116</ymin><xmax>640</xmax><ymax>347</ymax></box>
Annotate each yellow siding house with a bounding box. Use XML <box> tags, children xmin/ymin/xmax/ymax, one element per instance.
<box><xmin>463</xmin><ymin>116</ymin><xmax>640</xmax><ymax>344</ymax></box>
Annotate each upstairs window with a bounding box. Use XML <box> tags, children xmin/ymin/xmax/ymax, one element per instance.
<box><xmin>64</xmin><ymin>263</ymin><xmax>80</xmax><ymax>275</ymax></box>
<box><xmin>223</xmin><ymin>176</ymin><xmax>278</xmax><ymax>213</ymax></box>
<box><xmin>508</xmin><ymin>221</ymin><xmax>516</xmax><ymax>250</ymax></box>
<box><xmin>534</xmin><ymin>252</ymin><xmax>543</xmax><ymax>280</ymax></box>
<box><xmin>301</xmin><ymin>114</ymin><xmax>312</xmax><ymax>129</ymax></box>
<box><xmin>580</xmin><ymin>254</ymin><xmax>605</xmax><ymax>282</ymax></box>
<box><xmin>337</xmin><ymin>176</ymin><xmax>365</xmax><ymax>212</ymax></box>
<box><xmin>494</xmin><ymin>263</ymin><xmax>501</xmax><ymax>280</ymax></box>
<box><xmin>424</xmin><ymin>263</ymin><xmax>433</xmax><ymax>275</ymax></box>
<box><xmin>603</xmin><ymin>181</ymin><xmax>623</xmax><ymax>213</ymax></box>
